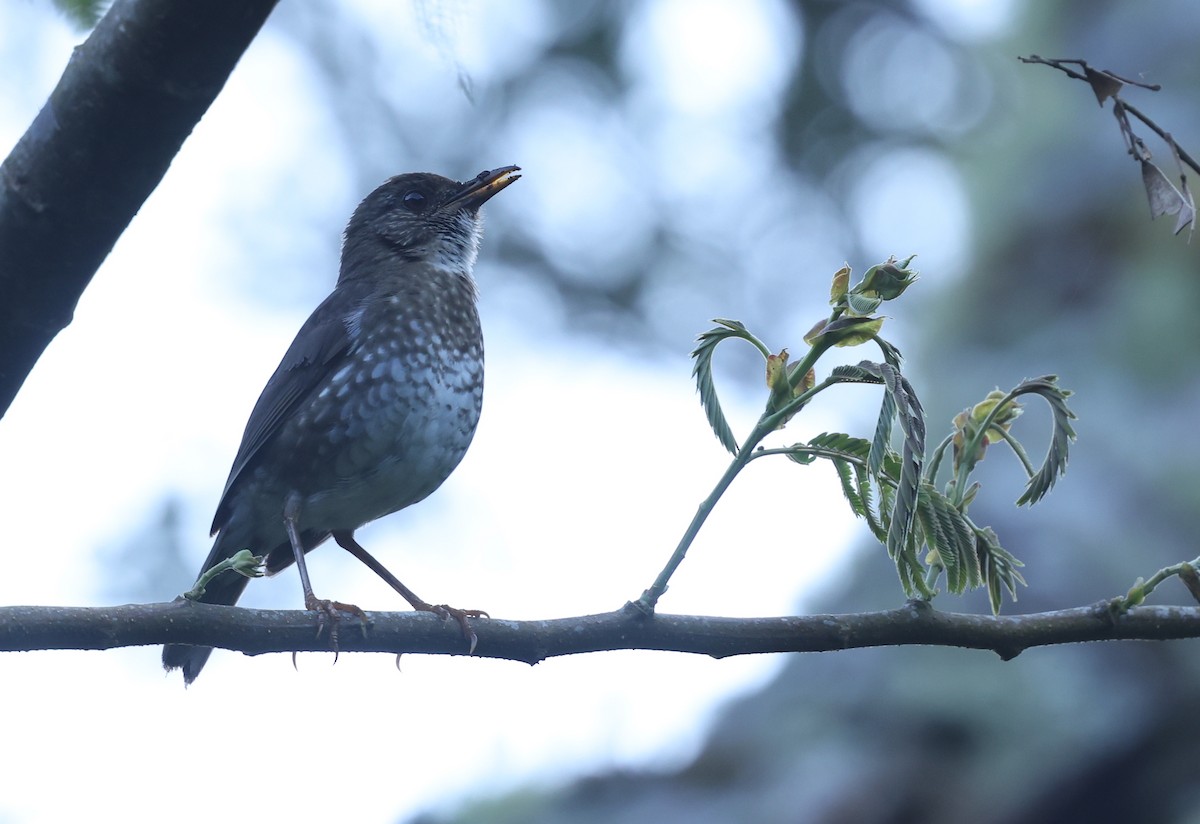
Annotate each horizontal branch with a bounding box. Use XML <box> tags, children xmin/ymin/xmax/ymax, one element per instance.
<box><xmin>3</xmin><ymin>598</ymin><xmax>1200</xmax><ymax>665</ymax></box>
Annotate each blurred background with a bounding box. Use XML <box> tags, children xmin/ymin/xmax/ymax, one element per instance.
<box><xmin>2</xmin><ymin>1</ymin><xmax>1199</xmax><ymax>822</ymax></box>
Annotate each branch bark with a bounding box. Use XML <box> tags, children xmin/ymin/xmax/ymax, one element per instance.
<box><xmin>0</xmin><ymin>0</ymin><xmax>278</xmax><ymax>417</ymax></box>
<box><xmin>3</xmin><ymin>599</ymin><xmax>1200</xmax><ymax>665</ymax></box>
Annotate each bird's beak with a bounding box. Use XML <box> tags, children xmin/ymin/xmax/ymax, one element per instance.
<box><xmin>448</xmin><ymin>165</ymin><xmax>521</xmax><ymax>212</ymax></box>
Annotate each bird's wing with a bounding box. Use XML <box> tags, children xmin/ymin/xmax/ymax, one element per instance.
<box><xmin>210</xmin><ymin>289</ymin><xmax>361</xmax><ymax>535</ymax></box>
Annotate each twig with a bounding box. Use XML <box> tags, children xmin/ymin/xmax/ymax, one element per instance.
<box><xmin>1018</xmin><ymin>55</ymin><xmax>1161</xmax><ymax>91</ymax></box>
<box><xmin>1020</xmin><ymin>54</ymin><xmax>1195</xmax><ymax>235</ymax></box>
<box><xmin>1119</xmin><ymin>101</ymin><xmax>1200</xmax><ymax>176</ymax></box>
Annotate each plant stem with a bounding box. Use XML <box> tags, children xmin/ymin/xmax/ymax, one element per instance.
<box><xmin>923</xmin><ymin>563</ymin><xmax>941</xmax><ymax>596</ymax></box>
<box><xmin>632</xmin><ymin>449</ymin><xmax>753</xmax><ymax>614</ymax></box>
<box><xmin>635</xmin><ymin>407</ymin><xmax>792</xmax><ymax>613</ymax></box>
<box><xmin>786</xmin><ymin>336</ymin><xmax>834</xmax><ymax>392</ymax></box>
<box><xmin>1115</xmin><ymin>556</ymin><xmax>1200</xmax><ymax>612</ymax></box>
<box><xmin>951</xmin><ymin>385</ymin><xmax>1023</xmax><ymax>506</ymax></box>
<box><xmin>634</xmin><ymin>341</ymin><xmax>844</xmax><ymax>615</ymax></box>
<box><xmin>925</xmin><ymin>434</ymin><xmax>954</xmax><ymax>488</ymax></box>
<box><xmin>634</xmin><ymin>373</ymin><xmax>849</xmax><ymax>614</ymax></box>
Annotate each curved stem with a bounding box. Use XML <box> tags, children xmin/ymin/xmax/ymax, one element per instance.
<box><xmin>632</xmin><ymin>444</ymin><xmax>758</xmax><ymax>614</ymax></box>
<box><xmin>995</xmin><ymin>427</ymin><xmax>1037</xmax><ymax>477</ymax></box>
<box><xmin>741</xmin><ymin>329</ymin><xmax>774</xmax><ymax>360</ymax></box>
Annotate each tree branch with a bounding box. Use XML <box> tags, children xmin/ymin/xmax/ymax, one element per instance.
<box><xmin>4</xmin><ymin>599</ymin><xmax>1200</xmax><ymax>665</ymax></box>
<box><xmin>0</xmin><ymin>0</ymin><xmax>278</xmax><ymax>417</ymax></box>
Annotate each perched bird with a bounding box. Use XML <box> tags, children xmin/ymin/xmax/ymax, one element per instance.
<box><xmin>162</xmin><ymin>166</ymin><xmax>520</xmax><ymax>684</ymax></box>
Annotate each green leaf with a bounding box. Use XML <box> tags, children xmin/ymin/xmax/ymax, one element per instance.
<box><xmin>846</xmin><ymin>292</ymin><xmax>883</xmax><ymax>316</ymax></box>
<box><xmin>806</xmin><ymin>368</ymin><xmax>928</xmax><ymax>600</ymax></box>
<box><xmin>855</xmin><ymin>255</ymin><xmax>919</xmax><ymax>300</ymax></box>
<box><xmin>881</xmin><ymin>363</ymin><xmax>926</xmax><ymax>573</ymax></box>
<box><xmin>870</xmin><ymin>388</ymin><xmax>897</xmax><ymax>478</ymax></box>
<box><xmin>830</xmin><ymin>363</ymin><xmax>885</xmax><ymax>384</ymax></box>
<box><xmin>786</xmin><ymin>450</ymin><xmax>817</xmax><ymax>466</ymax></box>
<box><xmin>975</xmin><ymin>526</ymin><xmax>1027</xmax><ymax>613</ymax></box>
<box><xmin>892</xmin><ymin>527</ymin><xmax>932</xmax><ymax>599</ymax></box>
<box><xmin>831</xmin><ymin>456</ymin><xmax>866</xmax><ymax>518</ymax></box>
<box><xmin>805</xmin><ymin>316</ymin><xmax>884</xmax><ymax>348</ymax></box>
<box><xmin>832</xmin><ymin>361</ymin><xmax>928</xmax><ymax>599</ymax></box>
<box><xmin>874</xmin><ymin>337</ymin><xmax>905</xmax><ymax>372</ymax></box>
<box><xmin>915</xmin><ymin>487</ymin><xmax>948</xmax><ymax>574</ymax></box>
<box><xmin>691</xmin><ymin>319</ymin><xmax>757</xmax><ymax>455</ymax></box>
<box><xmin>829</xmin><ymin>263</ymin><xmax>851</xmax><ymax>306</ymax></box>
<box><xmin>917</xmin><ymin>483</ymin><xmax>981</xmax><ymax>594</ymax></box>
<box><xmin>951</xmin><ymin>389</ymin><xmax>1024</xmax><ymax>479</ymax></box>
<box><xmin>1010</xmin><ymin>376</ymin><xmax>1077</xmax><ymax>506</ymax></box>
<box><xmin>877</xmin><ymin>479</ymin><xmax>897</xmax><ymax>546</ymax></box>
<box><xmin>804</xmin><ymin>431</ymin><xmax>873</xmax><ymax>460</ymax></box>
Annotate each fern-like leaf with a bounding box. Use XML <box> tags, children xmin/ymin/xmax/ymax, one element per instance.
<box><xmin>691</xmin><ymin>319</ymin><xmax>755</xmax><ymax>455</ymax></box>
<box><xmin>976</xmin><ymin>526</ymin><xmax>1027</xmax><ymax>613</ymax></box>
<box><xmin>827</xmin><ymin>360</ymin><xmax>897</xmax><ymax>481</ymax></box>
<box><xmin>1011</xmin><ymin>375</ymin><xmax>1077</xmax><ymax>506</ymax></box>
<box><xmin>881</xmin><ymin>363</ymin><xmax>926</xmax><ymax>570</ymax></box>
<box><xmin>870</xmin><ymin>389</ymin><xmax>897</xmax><ymax>477</ymax></box>
<box><xmin>831</xmin><ymin>458</ymin><xmax>865</xmax><ymax>518</ymax></box>
<box><xmin>917</xmin><ymin>483</ymin><xmax>981</xmax><ymax>594</ymax></box>
<box><xmin>830</xmin><ymin>362</ymin><xmax>886</xmax><ymax>384</ymax></box>
<box><xmin>874</xmin><ymin>336</ymin><xmax>904</xmax><ymax>371</ymax></box>
<box><xmin>805</xmin><ymin>431</ymin><xmax>872</xmax><ymax>459</ymax></box>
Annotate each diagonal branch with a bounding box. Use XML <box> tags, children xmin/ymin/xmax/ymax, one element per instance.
<box><xmin>0</xmin><ymin>0</ymin><xmax>279</xmax><ymax>418</ymax></box>
<box><xmin>3</xmin><ymin>599</ymin><xmax>1200</xmax><ymax>666</ymax></box>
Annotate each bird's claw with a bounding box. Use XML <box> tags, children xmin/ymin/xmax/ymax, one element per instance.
<box><xmin>304</xmin><ymin>597</ymin><xmax>369</xmax><ymax>662</ymax></box>
<box><xmin>427</xmin><ymin>604</ymin><xmax>487</xmax><ymax>655</ymax></box>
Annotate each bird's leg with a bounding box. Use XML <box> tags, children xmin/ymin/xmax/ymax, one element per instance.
<box><xmin>332</xmin><ymin>529</ymin><xmax>487</xmax><ymax>653</ymax></box>
<box><xmin>283</xmin><ymin>496</ymin><xmax>367</xmax><ymax>642</ymax></box>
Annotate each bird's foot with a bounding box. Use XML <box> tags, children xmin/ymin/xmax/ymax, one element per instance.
<box><xmin>305</xmin><ymin>596</ymin><xmax>369</xmax><ymax>661</ymax></box>
<box><xmin>420</xmin><ymin>603</ymin><xmax>489</xmax><ymax>655</ymax></box>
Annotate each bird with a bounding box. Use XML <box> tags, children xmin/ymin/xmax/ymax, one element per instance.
<box><xmin>162</xmin><ymin>165</ymin><xmax>520</xmax><ymax>684</ymax></box>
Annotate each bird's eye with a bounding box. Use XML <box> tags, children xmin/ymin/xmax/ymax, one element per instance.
<box><xmin>402</xmin><ymin>190</ymin><xmax>428</xmax><ymax>213</ymax></box>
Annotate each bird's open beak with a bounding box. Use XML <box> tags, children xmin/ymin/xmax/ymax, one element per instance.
<box><xmin>449</xmin><ymin>165</ymin><xmax>521</xmax><ymax>212</ymax></box>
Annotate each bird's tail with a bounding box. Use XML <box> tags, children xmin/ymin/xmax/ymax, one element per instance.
<box><xmin>162</xmin><ymin>528</ymin><xmax>254</xmax><ymax>685</ymax></box>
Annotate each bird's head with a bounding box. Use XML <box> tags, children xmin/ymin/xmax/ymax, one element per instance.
<box><xmin>340</xmin><ymin>166</ymin><xmax>520</xmax><ymax>283</ymax></box>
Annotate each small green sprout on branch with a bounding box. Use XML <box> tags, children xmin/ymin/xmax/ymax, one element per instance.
<box><xmin>182</xmin><ymin>549</ymin><xmax>264</xmax><ymax>601</ymax></box>
<box><xmin>634</xmin><ymin>258</ymin><xmax>1077</xmax><ymax>616</ymax></box>
<box><xmin>1115</xmin><ymin>556</ymin><xmax>1200</xmax><ymax>614</ymax></box>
